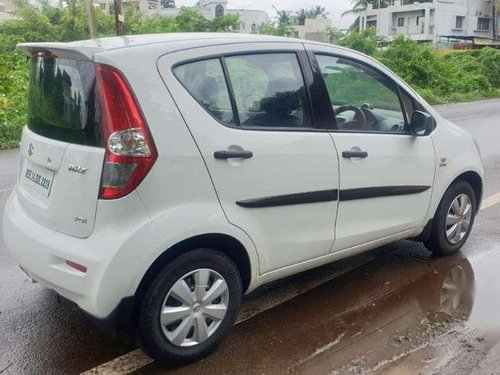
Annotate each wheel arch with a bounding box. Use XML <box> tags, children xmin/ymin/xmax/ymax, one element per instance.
<box><xmin>132</xmin><ymin>233</ymin><xmax>252</xmax><ymax>323</ymax></box>
<box><xmin>449</xmin><ymin>170</ymin><xmax>483</xmax><ymax>213</ymax></box>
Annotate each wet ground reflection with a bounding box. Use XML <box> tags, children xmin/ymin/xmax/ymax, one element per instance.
<box><xmin>139</xmin><ymin>242</ymin><xmax>478</xmax><ymax>374</ymax></box>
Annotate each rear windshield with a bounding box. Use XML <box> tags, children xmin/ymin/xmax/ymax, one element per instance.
<box><xmin>28</xmin><ymin>56</ymin><xmax>102</xmax><ymax>146</ymax></box>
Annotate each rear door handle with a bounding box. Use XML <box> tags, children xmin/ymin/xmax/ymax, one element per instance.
<box><xmin>214</xmin><ymin>150</ymin><xmax>253</xmax><ymax>160</ymax></box>
<box><xmin>342</xmin><ymin>150</ymin><xmax>368</xmax><ymax>159</ymax></box>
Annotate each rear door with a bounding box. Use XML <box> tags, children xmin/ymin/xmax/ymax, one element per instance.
<box><xmin>158</xmin><ymin>43</ymin><xmax>340</xmax><ymax>273</ymax></box>
<box><xmin>16</xmin><ymin>54</ymin><xmax>104</xmax><ymax>238</ymax></box>
<box><xmin>306</xmin><ymin>46</ymin><xmax>435</xmax><ymax>251</ymax></box>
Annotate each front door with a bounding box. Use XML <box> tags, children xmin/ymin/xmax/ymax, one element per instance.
<box><xmin>158</xmin><ymin>44</ymin><xmax>340</xmax><ymax>272</ymax></box>
<box><xmin>309</xmin><ymin>49</ymin><xmax>436</xmax><ymax>251</ymax></box>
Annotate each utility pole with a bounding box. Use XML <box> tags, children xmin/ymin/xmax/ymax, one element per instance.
<box><xmin>493</xmin><ymin>2</ymin><xmax>497</xmax><ymax>40</ymax></box>
<box><xmin>114</xmin><ymin>0</ymin><xmax>124</xmax><ymax>36</ymax></box>
<box><xmin>84</xmin><ymin>0</ymin><xmax>97</xmax><ymax>39</ymax></box>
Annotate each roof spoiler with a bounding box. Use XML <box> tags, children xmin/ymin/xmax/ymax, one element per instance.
<box><xmin>17</xmin><ymin>42</ymin><xmax>104</xmax><ymax>61</ymax></box>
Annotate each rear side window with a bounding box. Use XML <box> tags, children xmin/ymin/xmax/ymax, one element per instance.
<box><xmin>225</xmin><ymin>53</ymin><xmax>309</xmax><ymax>128</ymax></box>
<box><xmin>174</xmin><ymin>59</ymin><xmax>236</xmax><ymax>126</ymax></box>
<box><xmin>28</xmin><ymin>56</ymin><xmax>101</xmax><ymax>146</ymax></box>
<box><xmin>174</xmin><ymin>53</ymin><xmax>311</xmax><ymax>130</ymax></box>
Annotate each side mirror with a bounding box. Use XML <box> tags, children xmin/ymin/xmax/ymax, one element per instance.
<box><xmin>410</xmin><ymin>111</ymin><xmax>434</xmax><ymax>136</ymax></box>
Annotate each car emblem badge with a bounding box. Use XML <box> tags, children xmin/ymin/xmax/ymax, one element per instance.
<box><xmin>28</xmin><ymin>143</ymin><xmax>34</xmax><ymax>157</ymax></box>
<box><xmin>68</xmin><ymin>164</ymin><xmax>88</xmax><ymax>174</ymax></box>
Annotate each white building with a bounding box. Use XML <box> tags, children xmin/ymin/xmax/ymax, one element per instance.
<box><xmin>293</xmin><ymin>17</ymin><xmax>332</xmax><ymax>43</ymax></box>
<box><xmin>95</xmin><ymin>0</ymin><xmax>270</xmax><ymax>34</ymax></box>
<box><xmin>0</xmin><ymin>0</ymin><xmax>16</xmax><ymax>21</ymax></box>
<box><xmin>358</xmin><ymin>0</ymin><xmax>498</xmax><ymax>46</ymax></box>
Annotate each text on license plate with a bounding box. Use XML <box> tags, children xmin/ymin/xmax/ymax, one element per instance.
<box><xmin>23</xmin><ymin>162</ymin><xmax>54</xmax><ymax>197</ymax></box>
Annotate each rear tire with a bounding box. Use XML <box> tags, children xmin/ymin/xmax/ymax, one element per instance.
<box><xmin>138</xmin><ymin>249</ymin><xmax>242</xmax><ymax>366</ymax></box>
<box><xmin>425</xmin><ymin>180</ymin><xmax>476</xmax><ymax>257</ymax></box>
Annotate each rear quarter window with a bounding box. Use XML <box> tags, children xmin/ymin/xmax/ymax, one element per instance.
<box><xmin>174</xmin><ymin>59</ymin><xmax>236</xmax><ymax>125</ymax></box>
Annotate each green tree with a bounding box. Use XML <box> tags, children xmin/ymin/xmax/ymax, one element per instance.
<box><xmin>342</xmin><ymin>0</ymin><xmax>391</xmax><ymax>16</ymax></box>
<box><xmin>326</xmin><ymin>27</ymin><xmax>346</xmax><ymax>44</ymax></box>
<box><xmin>340</xmin><ymin>28</ymin><xmax>385</xmax><ymax>55</ymax></box>
<box><xmin>174</xmin><ymin>7</ymin><xmax>209</xmax><ymax>31</ymax></box>
<box><xmin>308</xmin><ymin>5</ymin><xmax>328</xmax><ymax>18</ymax></box>
<box><xmin>209</xmin><ymin>13</ymin><xmax>240</xmax><ymax>32</ymax></box>
<box><xmin>296</xmin><ymin>6</ymin><xmax>328</xmax><ymax>25</ymax></box>
<box><xmin>274</xmin><ymin>9</ymin><xmax>294</xmax><ymax>27</ymax></box>
<box><xmin>295</xmin><ymin>8</ymin><xmax>308</xmax><ymax>25</ymax></box>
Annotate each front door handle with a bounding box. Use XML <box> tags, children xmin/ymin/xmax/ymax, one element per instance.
<box><xmin>342</xmin><ymin>150</ymin><xmax>368</xmax><ymax>159</ymax></box>
<box><xmin>214</xmin><ymin>150</ymin><xmax>253</xmax><ymax>160</ymax></box>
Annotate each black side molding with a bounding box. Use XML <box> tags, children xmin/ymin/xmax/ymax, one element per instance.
<box><xmin>339</xmin><ymin>185</ymin><xmax>431</xmax><ymax>201</ymax></box>
<box><xmin>236</xmin><ymin>189</ymin><xmax>338</xmax><ymax>208</ymax></box>
<box><xmin>236</xmin><ymin>185</ymin><xmax>431</xmax><ymax>208</ymax></box>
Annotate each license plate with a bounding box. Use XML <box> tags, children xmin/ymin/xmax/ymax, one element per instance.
<box><xmin>22</xmin><ymin>160</ymin><xmax>55</xmax><ymax>197</ymax></box>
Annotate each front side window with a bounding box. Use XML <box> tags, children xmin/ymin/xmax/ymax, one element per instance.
<box><xmin>455</xmin><ymin>16</ymin><xmax>464</xmax><ymax>29</ymax></box>
<box><xmin>397</xmin><ymin>17</ymin><xmax>405</xmax><ymax>27</ymax></box>
<box><xmin>225</xmin><ymin>53</ymin><xmax>310</xmax><ymax>128</ymax></box>
<box><xmin>174</xmin><ymin>58</ymin><xmax>236</xmax><ymax>125</ymax></box>
<box><xmin>316</xmin><ymin>54</ymin><xmax>408</xmax><ymax>133</ymax></box>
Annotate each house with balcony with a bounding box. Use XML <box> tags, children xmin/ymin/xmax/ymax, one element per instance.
<box><xmin>357</xmin><ymin>0</ymin><xmax>499</xmax><ymax>47</ymax></box>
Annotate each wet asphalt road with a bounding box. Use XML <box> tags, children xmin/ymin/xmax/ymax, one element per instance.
<box><xmin>1</xmin><ymin>99</ymin><xmax>500</xmax><ymax>374</ymax></box>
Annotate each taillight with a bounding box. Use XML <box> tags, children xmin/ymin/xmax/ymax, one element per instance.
<box><xmin>96</xmin><ymin>64</ymin><xmax>157</xmax><ymax>199</ymax></box>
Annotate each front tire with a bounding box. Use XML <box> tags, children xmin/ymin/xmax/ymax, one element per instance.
<box><xmin>138</xmin><ymin>249</ymin><xmax>242</xmax><ymax>365</ymax></box>
<box><xmin>425</xmin><ymin>180</ymin><xmax>476</xmax><ymax>256</ymax></box>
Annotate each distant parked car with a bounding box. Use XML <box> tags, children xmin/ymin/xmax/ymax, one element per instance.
<box><xmin>2</xmin><ymin>33</ymin><xmax>483</xmax><ymax>364</ymax></box>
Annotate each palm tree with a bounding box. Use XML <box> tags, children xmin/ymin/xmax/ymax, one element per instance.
<box><xmin>308</xmin><ymin>5</ymin><xmax>328</xmax><ymax>18</ymax></box>
<box><xmin>273</xmin><ymin>8</ymin><xmax>293</xmax><ymax>27</ymax></box>
<box><xmin>342</xmin><ymin>0</ymin><xmax>391</xmax><ymax>16</ymax></box>
<box><xmin>296</xmin><ymin>8</ymin><xmax>308</xmax><ymax>25</ymax></box>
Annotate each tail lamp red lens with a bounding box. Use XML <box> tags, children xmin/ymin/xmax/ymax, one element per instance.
<box><xmin>95</xmin><ymin>64</ymin><xmax>157</xmax><ymax>200</ymax></box>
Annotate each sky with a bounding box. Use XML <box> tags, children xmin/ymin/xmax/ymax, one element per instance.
<box><xmin>175</xmin><ymin>0</ymin><xmax>357</xmax><ymax>29</ymax></box>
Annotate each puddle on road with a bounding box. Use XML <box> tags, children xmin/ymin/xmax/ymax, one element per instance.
<box><xmin>138</xmin><ymin>234</ymin><xmax>500</xmax><ymax>375</ymax></box>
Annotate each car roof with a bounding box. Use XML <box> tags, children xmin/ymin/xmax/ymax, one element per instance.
<box><xmin>18</xmin><ymin>33</ymin><xmax>319</xmax><ymax>60</ymax></box>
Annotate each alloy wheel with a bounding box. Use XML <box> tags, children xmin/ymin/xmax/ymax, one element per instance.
<box><xmin>445</xmin><ymin>194</ymin><xmax>473</xmax><ymax>244</ymax></box>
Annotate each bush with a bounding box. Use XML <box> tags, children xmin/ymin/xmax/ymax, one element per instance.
<box><xmin>376</xmin><ymin>36</ymin><xmax>499</xmax><ymax>104</ymax></box>
<box><xmin>0</xmin><ymin>2</ymin><xmax>240</xmax><ymax>149</ymax></box>
<box><xmin>1</xmin><ymin>6</ymin><xmax>500</xmax><ymax>149</ymax></box>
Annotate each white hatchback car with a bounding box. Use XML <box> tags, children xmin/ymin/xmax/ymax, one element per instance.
<box><xmin>3</xmin><ymin>33</ymin><xmax>483</xmax><ymax>364</ymax></box>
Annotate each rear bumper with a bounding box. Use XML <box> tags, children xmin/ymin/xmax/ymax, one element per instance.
<box><xmin>2</xmin><ymin>188</ymin><xmax>162</xmax><ymax>319</ymax></box>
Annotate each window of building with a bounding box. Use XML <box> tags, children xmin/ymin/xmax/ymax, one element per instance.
<box><xmin>366</xmin><ymin>16</ymin><xmax>377</xmax><ymax>28</ymax></box>
<box><xmin>215</xmin><ymin>4</ymin><xmax>224</xmax><ymax>17</ymax></box>
<box><xmin>251</xmin><ymin>23</ymin><xmax>257</xmax><ymax>33</ymax></box>
<box><xmin>455</xmin><ymin>16</ymin><xmax>465</xmax><ymax>29</ymax></box>
<box><xmin>397</xmin><ymin>17</ymin><xmax>405</xmax><ymax>27</ymax></box>
<box><xmin>477</xmin><ymin>17</ymin><xmax>490</xmax><ymax>31</ymax></box>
